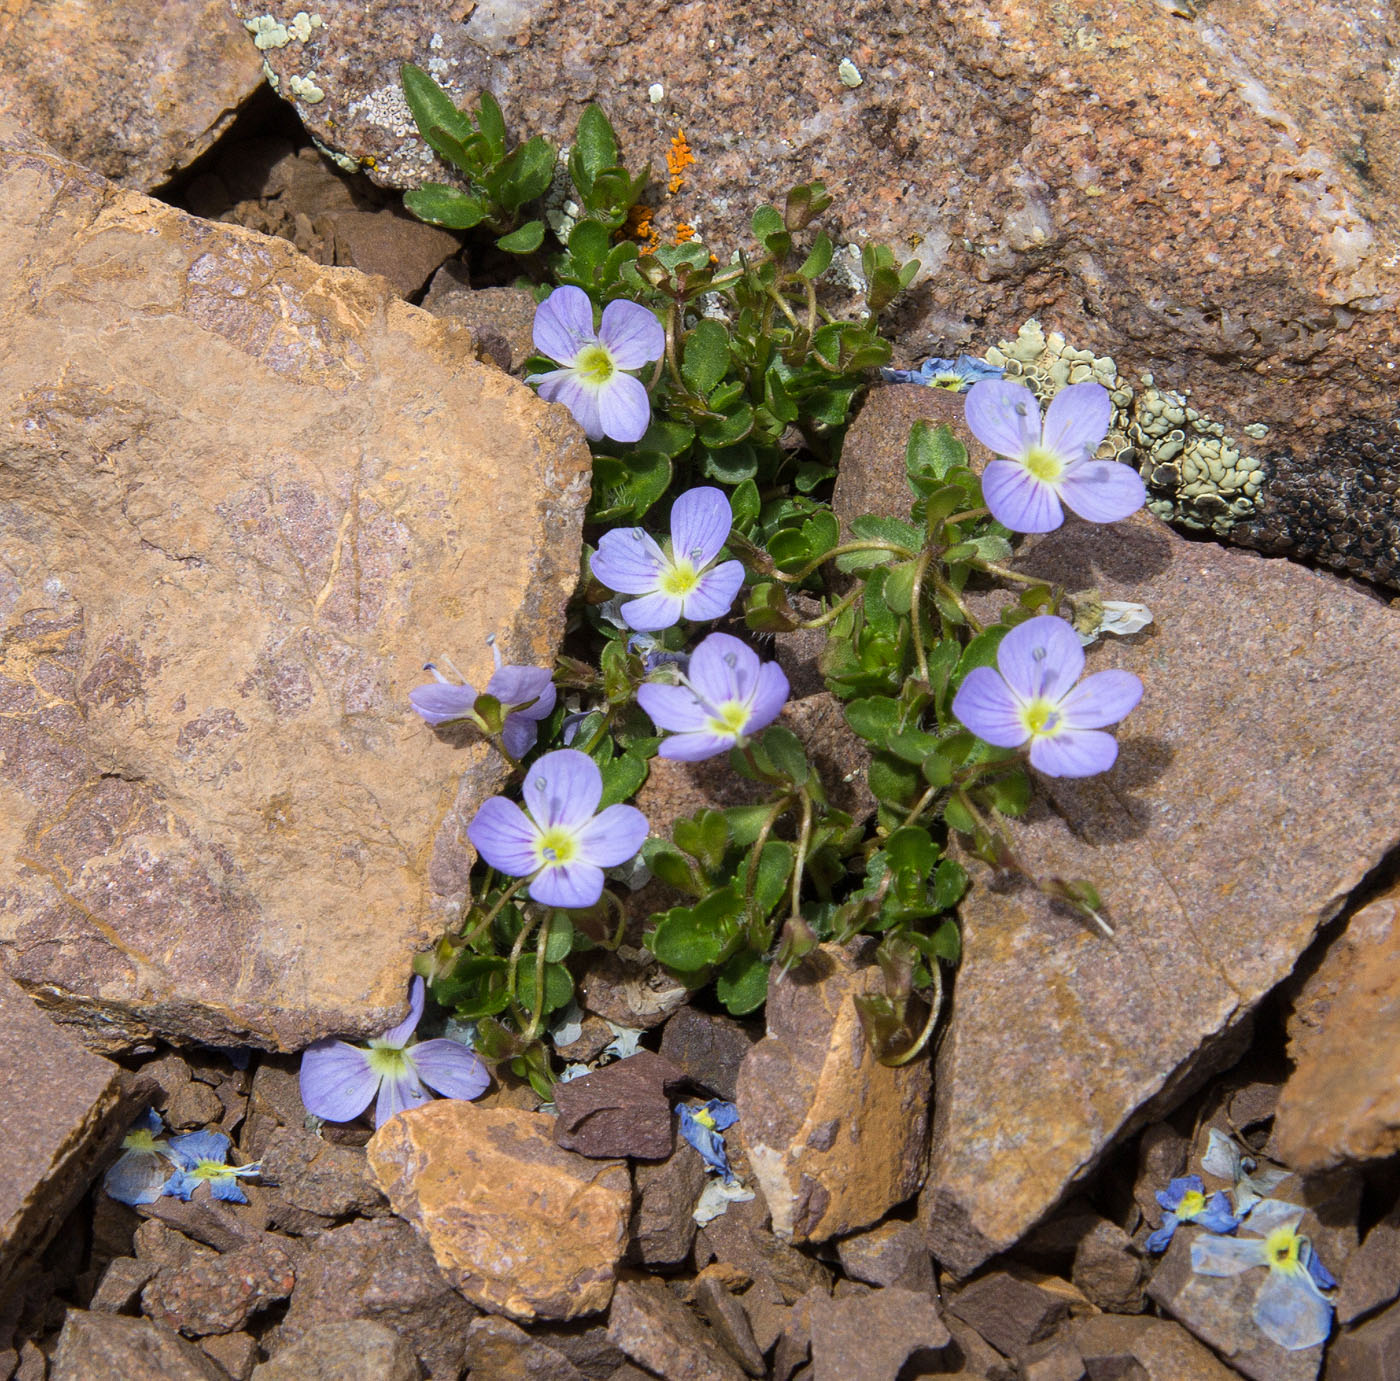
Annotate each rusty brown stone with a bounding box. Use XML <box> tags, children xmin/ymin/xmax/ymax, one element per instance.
<box><xmin>49</xmin><ymin>1310</ymin><xmax>230</xmax><ymax>1381</ymax></box>
<box><xmin>256</xmin><ymin>1128</ymin><xmax>386</xmax><ymax>1220</ymax></box>
<box><xmin>658</xmin><ymin>1007</ymin><xmax>758</xmax><ymax>1104</ymax></box>
<box><xmin>253</xmin><ymin>1321</ymin><xmax>420</xmax><ymax>1381</ymax></box>
<box><xmin>809</xmin><ymin>1285</ymin><xmax>952</xmax><ymax>1380</ymax></box>
<box><xmin>551</xmin><ymin>1050</ymin><xmax>688</xmax><ymax>1160</ymax></box>
<box><xmin>629</xmin><ymin>1143</ymin><xmax>707</xmax><ymax>1267</ymax></box>
<box><xmin>736</xmin><ymin>944</ymin><xmax>931</xmax><ymax>1243</ymax></box>
<box><xmin>834</xmin><ymin>1220</ymin><xmax>935</xmax><ymax>1295</ymax></box>
<box><xmin>1275</xmin><ymin>886</ymin><xmax>1400</xmax><ymax>1170</ymax></box>
<box><xmin>1338</xmin><ymin>1203</ymin><xmax>1400</xmax><ymax>1327</ymax></box>
<box><xmin>366</xmin><ymin>1102</ymin><xmax>632</xmax><ymax>1322</ymax></box>
<box><xmin>141</xmin><ymin>1237</ymin><xmax>295</xmax><ymax>1338</ymax></box>
<box><xmin>461</xmin><ymin>1317</ymin><xmax>590</xmax><ymax>1381</ymax></box>
<box><xmin>1069</xmin><ymin>1313</ymin><xmax>1237</xmax><ymax>1381</ymax></box>
<box><xmin>606</xmin><ymin>1278</ymin><xmax>747</xmax><ymax>1381</ymax></box>
<box><xmin>944</xmin><ymin>1271</ymin><xmax>1069</xmax><ymax>1361</ymax></box>
<box><xmin>421</xmin><ymin>276</ymin><xmax>540</xmax><ymax>376</ymax></box>
<box><xmin>0</xmin><ymin>116</ymin><xmax>591</xmax><ymax>1050</ymax></box>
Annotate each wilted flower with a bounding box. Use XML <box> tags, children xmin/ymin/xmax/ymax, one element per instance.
<box><xmin>467</xmin><ymin>748</ymin><xmax>648</xmax><ymax>907</ymax></box>
<box><xmin>1191</xmin><ymin>1199</ymin><xmax>1336</xmax><ymax>1351</ymax></box>
<box><xmin>1202</xmin><ymin>1128</ymin><xmax>1291</xmax><ymax>1215</ymax></box>
<box><xmin>410</xmin><ymin>658</ymin><xmax>555</xmax><ymax>760</ymax></box>
<box><xmin>591</xmin><ymin>486</ymin><xmax>745</xmax><ymax>632</ymax></box>
<box><xmin>300</xmin><ymin>976</ymin><xmax>491</xmax><ymax>1129</ymax></box>
<box><xmin>637</xmin><ymin>632</ymin><xmax>789</xmax><ymax>762</ymax></box>
<box><xmin>678</xmin><ymin>1099</ymin><xmax>740</xmax><ymax>1182</ymax></box>
<box><xmin>952</xmin><ymin>615</ymin><xmax>1142</xmax><ymax>777</ymax></box>
<box><xmin>964</xmin><ymin>379</ymin><xmax>1146</xmax><ymax>533</ymax></box>
<box><xmin>161</xmin><ymin>1130</ymin><xmax>261</xmax><ymax>1205</ymax></box>
<box><xmin>1145</xmin><ymin>1174</ymin><xmax>1240</xmax><ymax>1253</ymax></box>
<box><xmin>1077</xmin><ymin>600</ymin><xmax>1154</xmax><ymax>647</ymax></box>
<box><xmin>528</xmin><ymin>285</ymin><xmax>664</xmax><ymax>443</ymax></box>
<box><xmin>880</xmin><ymin>355</ymin><xmax>1005</xmax><ymax>391</ymax></box>
<box><xmin>103</xmin><ymin>1109</ymin><xmax>176</xmax><ymax>1206</ymax></box>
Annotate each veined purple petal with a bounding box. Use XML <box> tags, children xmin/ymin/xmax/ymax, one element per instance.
<box><xmin>537</xmin><ymin>369</ymin><xmax>604</xmax><ymax>440</ymax></box>
<box><xmin>620</xmin><ymin>590</ymin><xmax>686</xmax><ymax>632</ymax></box>
<box><xmin>952</xmin><ymin>666</ymin><xmax>1028</xmax><ymax>748</ymax></box>
<box><xmin>374</xmin><ymin>1066</ymin><xmax>433</xmax><ymax>1127</ymax></box>
<box><xmin>686</xmin><ymin>632</ymin><xmax>759</xmax><ymax>706</ymax></box>
<box><xmin>681</xmin><ymin>561</ymin><xmax>745</xmax><ymax>623</ymax></box>
<box><xmin>1057</xmin><ymin>669</ymin><xmax>1143</xmax><ymax>730</ymax></box>
<box><xmin>964</xmin><ymin>379</ymin><xmax>1042</xmax><ymax>459</ymax></box>
<box><xmin>1058</xmin><ymin>460</ymin><xmax>1147</xmax><ymax>525</ymax></box>
<box><xmin>299</xmin><ymin>1040</ymin><xmax>380</xmax><ymax>1123</ymax></box>
<box><xmin>637</xmin><ymin>682</ymin><xmax>710</xmax><ymax>733</ymax></box>
<box><xmin>407</xmin><ymin>1039</ymin><xmax>491</xmax><ymax>1101</ymax></box>
<box><xmin>572</xmin><ymin>803</ymin><xmax>649</xmax><ymax>868</ymax></box>
<box><xmin>592</xmin><ymin>528</ymin><xmax>669</xmax><ymax>595</ymax></box>
<box><xmin>409</xmin><ymin>682</ymin><xmax>478</xmax><ymax>725</ymax></box>
<box><xmin>1190</xmin><ymin>1233</ymin><xmax>1270</xmax><ymax>1278</ymax></box>
<box><xmin>597</xmin><ymin>298</ymin><xmax>665</xmax><ymax>369</ymax></box>
<box><xmin>533</xmin><ymin>285</ymin><xmax>596</xmax><ymax>364</ymax></box>
<box><xmin>982</xmin><ymin>459</ymin><xmax>1065</xmax><ymax>534</ymax></box>
<box><xmin>996</xmin><ymin>616</ymin><xmax>1085</xmax><ymax>704</ymax></box>
<box><xmin>655</xmin><ymin>729</ymin><xmax>734</xmax><ymax>762</ymax></box>
<box><xmin>1029</xmin><ymin>728</ymin><xmax>1120</xmax><ymax>778</ymax></box>
<box><xmin>500</xmin><ymin>713</ymin><xmax>542</xmax><ymax>760</ymax></box>
<box><xmin>1041</xmin><ymin>382</ymin><xmax>1111</xmax><ymax>462</ymax></box>
<box><xmin>1253</xmin><ymin>1270</ymin><xmax>1334</xmax><ymax>1351</ymax></box>
<box><xmin>530</xmin><ymin>859</ymin><xmax>605</xmax><ymax>908</ymax></box>
<box><xmin>522</xmin><ymin>749</ymin><xmax>603</xmax><ymax>831</ymax></box>
<box><xmin>486</xmin><ymin>665</ymin><xmax>555</xmax><ymax>718</ymax></box>
<box><xmin>670</xmin><ymin>487</ymin><xmax>732</xmax><ymax>569</ymax></box>
<box><xmin>379</xmin><ymin>975</ymin><xmax>425</xmax><ymax>1048</ymax></box>
<box><xmin>745</xmin><ymin>661</ymin><xmax>790</xmax><ymax>733</ymax></box>
<box><xmin>596</xmin><ymin>372</ymin><xmax>652</xmax><ymax>444</ymax></box>
<box><xmin>467</xmin><ymin>796</ymin><xmax>542</xmax><ymax>878</ymax></box>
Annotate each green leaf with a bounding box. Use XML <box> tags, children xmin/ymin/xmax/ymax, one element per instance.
<box><xmin>673</xmin><ymin>809</ymin><xmax>730</xmax><ymax>872</ymax></box>
<box><xmin>797</xmin><ymin>229</ymin><xmax>834</xmax><ymax>279</ymax></box>
<box><xmin>752</xmin><ymin>840</ymin><xmax>795</xmax><ymax>919</ymax></box>
<box><xmin>969</xmin><ymin>532</ymin><xmax>1013</xmax><ymax>564</ymax></box>
<box><xmin>682</xmin><ymin>320</ymin><xmax>730</xmax><ymax>395</ymax></box>
<box><xmin>885</xmin><ymin>826</ymin><xmax>938</xmax><ymax>879</ymax></box>
<box><xmin>981</xmin><ymin>768</ymin><xmax>1031</xmax><ymax>818</ymax></box>
<box><xmin>723</xmin><ymin>804</ymin><xmax>774</xmax><ymax>849</ymax></box>
<box><xmin>868</xmin><ymin>753</ymin><xmax>921</xmax><ymax>808</ymax></box>
<box><xmin>566</xmin><ymin>218</ymin><xmax>610</xmax><ymax>278</ymax></box>
<box><xmin>730</xmin><ymin>478</ymin><xmax>761</xmax><ymax>531</ymax></box>
<box><xmin>697</xmin><ymin>404</ymin><xmax>754</xmax><ymax>450</ymax></box>
<box><xmin>954</xmin><ymin>625</ymin><xmax>1010</xmax><ymax>687</ymax></box>
<box><xmin>716</xmin><ymin>949</ymin><xmax>770</xmax><ymax>1015</ymax></box>
<box><xmin>751</xmin><ymin>204</ymin><xmax>785</xmax><ymax>244</ymax></box>
<box><xmin>639</xmin><ymin>417</ymin><xmax>695</xmax><ymax>459</ymax></box>
<box><xmin>759</xmin><ymin>726</ymin><xmax>809</xmax><ymax>786</ymax></box>
<box><xmin>850</xmin><ymin>513</ymin><xmax>922</xmax><ymax>551</ymax></box>
<box><xmin>942</xmin><ymin>794</ymin><xmax>977</xmax><ymax>834</ymax></box>
<box><xmin>571</xmin><ymin>104</ymin><xmax>620</xmax><ymax>187</ymax></box>
<box><xmin>403</xmin><ymin>185</ymin><xmax>488</xmax><ymax>229</ymax></box>
<box><xmin>475</xmin><ymin>88</ymin><xmax>507</xmax><ymax>159</ymax></box>
<box><xmin>929</xmin><ymin>915</ymin><xmax>962</xmax><ymax>963</ymax></box>
<box><xmin>496</xmin><ymin>219</ymin><xmax>546</xmax><ymax>254</ymax></box>
<box><xmin>906</xmin><ymin>421</ymin><xmax>967</xmax><ymax>483</ymax></box>
<box><xmin>515</xmin><ymin>960</ymin><xmax>574</xmax><ymax>1016</ymax></box>
<box><xmin>702</xmin><ymin>443</ymin><xmax>758</xmax><ymax>485</ymax></box>
<box><xmin>883</xmin><ymin>560</ymin><xmax>918</xmax><ymax>615</ymax></box>
<box><xmin>506</xmin><ymin>136</ymin><xmax>557</xmax><ymax>204</ymax></box>
<box><xmin>401</xmin><ymin>63</ymin><xmax>475</xmax><ymax>154</ymax></box>
<box><xmin>641</xmin><ymin>839</ymin><xmax>698</xmax><ymax>894</ymax></box>
<box><xmin>597</xmin><ymin>751</ymin><xmax>647</xmax><ymax>808</ymax></box>
<box><xmin>541</xmin><ymin>914</ymin><xmax>575</xmax><ymax>963</ymax></box>
<box><xmin>590</xmin><ymin>450</ymin><xmax>672</xmax><ymax>523</ymax></box>
<box><xmin>931</xmin><ymin>858</ymin><xmax>968</xmax><ymax>911</ymax></box>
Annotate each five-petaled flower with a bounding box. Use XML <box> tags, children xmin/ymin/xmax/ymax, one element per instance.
<box><xmin>964</xmin><ymin>379</ymin><xmax>1146</xmax><ymax>533</ymax></box>
<box><xmin>1145</xmin><ymin>1174</ymin><xmax>1240</xmax><ymax>1253</ymax></box>
<box><xmin>637</xmin><ymin>632</ymin><xmax>789</xmax><ymax>762</ymax></box>
<box><xmin>952</xmin><ymin>614</ymin><xmax>1142</xmax><ymax>778</ymax></box>
<box><xmin>467</xmin><ymin>748</ymin><xmax>649</xmax><ymax>907</ymax></box>
<box><xmin>103</xmin><ymin>1109</ymin><xmax>177</xmax><ymax>1206</ymax></box>
<box><xmin>160</xmin><ymin>1130</ymin><xmax>261</xmax><ymax>1205</ymax></box>
<box><xmin>590</xmin><ymin>486</ymin><xmax>745</xmax><ymax>633</ymax></box>
<box><xmin>881</xmin><ymin>354</ymin><xmax>1005</xmax><ymax>391</ymax></box>
<box><xmin>300</xmin><ymin>976</ymin><xmax>491</xmax><ymax>1129</ymax></box>
<box><xmin>410</xmin><ymin>655</ymin><xmax>556</xmax><ymax>760</ymax></box>
<box><xmin>678</xmin><ymin>1099</ymin><xmax>740</xmax><ymax>1182</ymax></box>
<box><xmin>1191</xmin><ymin>1199</ymin><xmax>1336</xmax><ymax>1351</ymax></box>
<box><xmin>528</xmin><ymin>285</ymin><xmax>664</xmax><ymax>443</ymax></box>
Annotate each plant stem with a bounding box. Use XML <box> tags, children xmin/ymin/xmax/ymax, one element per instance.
<box><xmin>777</xmin><ymin>540</ymin><xmax>915</xmax><ymax>585</ymax></box>
<box><xmin>909</xmin><ymin>550</ymin><xmax>932</xmax><ymax>683</ymax></box>
<box><xmin>797</xmin><ymin>588</ymin><xmax>859</xmax><ymax>630</ymax></box>
<box><xmin>788</xmin><ymin>788</ymin><xmax>814</xmax><ymax>925</ymax></box>
<box><xmin>458</xmin><ymin>875</ymin><xmax>529</xmax><ymax>945</ymax></box>
<box><xmin>882</xmin><ymin>963</ymin><xmax>943</xmax><ymax>1067</ymax></box>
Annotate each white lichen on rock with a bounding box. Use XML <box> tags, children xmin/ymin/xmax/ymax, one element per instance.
<box><xmin>244</xmin><ymin>11</ymin><xmax>323</xmax><ymax>49</ymax></box>
<box><xmin>838</xmin><ymin>59</ymin><xmax>863</xmax><ymax>88</ymax></box>
<box><xmin>288</xmin><ymin>73</ymin><xmax>325</xmax><ymax>104</ymax></box>
<box><xmin>346</xmin><ymin>84</ymin><xmax>420</xmax><ymax>139</ymax></box>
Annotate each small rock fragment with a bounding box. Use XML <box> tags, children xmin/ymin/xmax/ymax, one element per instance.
<box><xmin>200</xmin><ymin>1331</ymin><xmax>257</xmax><ymax>1381</ymax></box>
<box><xmin>1071</xmin><ymin>1217</ymin><xmax>1145</xmax><ymax>1313</ymax></box>
<box><xmin>89</xmin><ymin>1256</ymin><xmax>158</xmax><ymax>1313</ymax></box>
<box><xmin>630</xmin><ymin>1145</ymin><xmax>707</xmax><ymax>1266</ymax></box>
<box><xmin>462</xmin><ymin>1316</ymin><xmax>589</xmax><ymax>1381</ymax></box>
<box><xmin>141</xmin><ymin>1237</ymin><xmax>295</xmax><ymax>1337</ymax></box>
<box><xmin>552</xmin><ymin>1051</ymin><xmax>688</xmax><ymax>1160</ymax></box>
<box><xmin>1325</xmin><ymin>1294</ymin><xmax>1400</xmax><ymax>1380</ymax></box>
<box><xmin>808</xmin><ymin>1286</ymin><xmax>952</xmax><ymax>1380</ymax></box>
<box><xmin>165</xmin><ymin>1081</ymin><xmax>226</xmax><ymax>1131</ymax></box>
<box><xmin>944</xmin><ymin>1271</ymin><xmax>1069</xmax><ymax>1360</ymax></box>
<box><xmin>577</xmin><ymin>948</ymin><xmax>689</xmax><ymax>1030</ymax></box>
<box><xmin>1016</xmin><ymin>1335</ymin><xmax>1085</xmax><ymax>1381</ymax></box>
<box><xmin>835</xmin><ymin>1219</ymin><xmax>935</xmax><ymax>1294</ymax></box>
<box><xmin>252</xmin><ymin>1320</ymin><xmax>419</xmax><ymax>1381</ymax></box>
<box><xmin>1339</xmin><ymin>1204</ymin><xmax>1400</xmax><ymax>1326</ymax></box>
<box><xmin>659</xmin><ymin>1008</ymin><xmax>759</xmax><ymax>1103</ymax></box>
<box><xmin>607</xmin><ymin>1278</ymin><xmax>747</xmax><ymax>1381</ymax></box>
<box><xmin>257</xmin><ymin>1128</ymin><xmax>386</xmax><ymax>1219</ymax></box>
<box><xmin>696</xmin><ymin>1274</ymin><xmax>767</xmax><ymax>1377</ymax></box>
<box><xmin>49</xmin><ymin>1310</ymin><xmax>229</xmax><ymax>1381</ymax></box>
<box><xmin>1070</xmin><ymin>1312</ymin><xmax>1238</xmax><ymax>1380</ymax></box>
<box><xmin>330</xmin><ymin>209</ymin><xmax>463</xmax><ymax>299</ymax></box>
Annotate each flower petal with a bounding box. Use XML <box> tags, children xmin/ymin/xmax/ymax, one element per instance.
<box><xmin>104</xmin><ymin>1151</ymin><xmax>171</xmax><ymax>1206</ymax></box>
<box><xmin>536</xmin><ymin>369</ymin><xmax>604</xmax><ymax>440</ymax></box>
<box><xmin>1243</xmin><ymin>1200</ymin><xmax>1307</xmax><ymax>1236</ymax></box>
<box><xmin>1196</xmin><ymin>1193</ymin><xmax>1242</xmax><ymax>1235</ymax></box>
<box><xmin>1058</xmin><ymin>460</ymin><xmax>1147</xmax><ymax>525</ymax></box>
<box><xmin>686</xmin><ymin>632</ymin><xmax>758</xmax><ymax>707</ymax></box>
<box><xmin>952</xmin><ymin>666</ymin><xmax>1028</xmax><ymax>748</ymax></box>
<box><xmin>522</xmin><ymin>749</ymin><xmax>603</xmax><ymax>831</ymax></box>
<box><xmin>486</xmin><ymin>666</ymin><xmax>556</xmax><ymax>718</ymax></box>
<box><xmin>1190</xmin><ymin>1232</ymin><xmax>1270</xmax><ymax>1278</ymax></box>
<box><xmin>409</xmin><ymin>682</ymin><xmax>478</xmax><ymax>725</ymax></box>
<box><xmin>745</xmin><ymin>661</ymin><xmax>791</xmax><ymax>734</ymax></box>
<box><xmin>597</xmin><ymin>298</ymin><xmax>665</xmax><ymax>369</ymax></box>
<box><xmin>379</xmin><ymin>975</ymin><xmax>425</xmax><ymax>1048</ymax></box>
<box><xmin>1028</xmin><ymin>728</ymin><xmax>1120</xmax><ymax>778</ymax></box>
<box><xmin>467</xmin><ymin>796</ymin><xmax>541</xmax><ymax>878</ymax></box>
<box><xmin>591</xmin><ymin>529</ymin><xmax>669</xmax><ymax>595</ymax></box>
<box><xmin>596</xmin><ymin>372</ymin><xmax>652</xmax><ymax>444</ymax></box>
<box><xmin>637</xmin><ymin>682</ymin><xmax>711</xmax><ymax>733</ymax></box>
<box><xmin>572</xmin><ymin>803</ymin><xmax>649</xmax><ymax>868</ymax></box>
<box><xmin>996</xmin><ymin>616</ymin><xmax>1085</xmax><ymax>704</ymax></box>
<box><xmin>374</xmin><ymin>1066</ymin><xmax>433</xmax><ymax>1127</ymax></box>
<box><xmin>680</xmin><ymin>561</ymin><xmax>745</xmax><ymax>623</ymax></box>
<box><xmin>530</xmin><ymin>859</ymin><xmax>605</xmax><ymax>908</ymax></box>
<box><xmin>981</xmin><ymin>459</ymin><xmax>1065</xmax><ymax>534</ymax></box>
<box><xmin>167</xmin><ymin>1130</ymin><xmax>231</xmax><ymax>1168</ymax></box>
<box><xmin>533</xmin><ymin>285</ymin><xmax>596</xmax><ymax>364</ymax></box>
<box><xmin>299</xmin><ymin>1040</ymin><xmax>380</xmax><ymax>1123</ymax></box>
<box><xmin>1144</xmin><ymin>1219</ymin><xmax>1179</xmax><ymax>1254</ymax></box>
<box><xmin>500</xmin><ymin>713</ymin><xmax>542</xmax><ymax>760</ymax></box>
<box><xmin>407</xmin><ymin>1039</ymin><xmax>491</xmax><ymax>1101</ymax></box>
<box><xmin>210</xmin><ymin>1177</ymin><xmax>250</xmax><ymax>1204</ymax></box>
<box><xmin>669</xmin><ymin>487</ymin><xmax>733</xmax><ymax>569</ymax></box>
<box><xmin>1041</xmin><ymin>382</ymin><xmax>1111</xmax><ymax>462</ymax></box>
<box><xmin>619</xmin><ymin>590</ymin><xmax>686</xmax><ymax>633</ymax></box>
<box><xmin>1253</xmin><ymin>1269</ymin><xmax>1334</xmax><ymax>1351</ymax></box>
<box><xmin>1057</xmin><ymin>669</ymin><xmax>1143</xmax><ymax>730</ymax></box>
<box><xmin>964</xmin><ymin>379</ymin><xmax>1042</xmax><ymax>459</ymax></box>
<box><xmin>655</xmin><ymin>730</ymin><xmax>734</xmax><ymax>762</ymax></box>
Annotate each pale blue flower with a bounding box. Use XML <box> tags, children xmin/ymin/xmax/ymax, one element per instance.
<box><xmin>161</xmin><ymin>1130</ymin><xmax>261</xmax><ymax>1205</ymax></box>
<box><xmin>410</xmin><ymin>645</ymin><xmax>555</xmax><ymax>759</ymax></box>
<box><xmin>103</xmin><ymin>1109</ymin><xmax>177</xmax><ymax>1206</ymax></box>
<box><xmin>1202</xmin><ymin>1128</ymin><xmax>1291</xmax><ymax>1215</ymax></box>
<box><xmin>1145</xmin><ymin>1174</ymin><xmax>1239</xmax><ymax>1253</ymax></box>
<box><xmin>678</xmin><ymin>1099</ymin><xmax>739</xmax><ymax>1183</ymax></box>
<box><xmin>880</xmin><ymin>355</ymin><xmax>1004</xmax><ymax>391</ymax></box>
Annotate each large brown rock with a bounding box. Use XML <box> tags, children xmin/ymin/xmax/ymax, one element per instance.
<box><xmin>367</xmin><ymin>1102</ymin><xmax>632</xmax><ymax>1321</ymax></box>
<box><xmin>911</xmin><ymin>500</ymin><xmax>1400</xmax><ymax>1273</ymax></box>
<box><xmin>0</xmin><ymin>117</ymin><xmax>591</xmax><ymax>1049</ymax></box>
<box><xmin>0</xmin><ymin>0</ymin><xmax>264</xmax><ymax>189</ymax></box>
<box><xmin>50</xmin><ymin>1310</ymin><xmax>230</xmax><ymax>1381</ymax></box>
<box><xmin>236</xmin><ymin>0</ymin><xmax>1400</xmax><ymax>584</ymax></box>
<box><xmin>1274</xmin><ymin>885</ymin><xmax>1400</xmax><ymax>1170</ymax></box>
<box><xmin>736</xmin><ymin>944</ymin><xmax>931</xmax><ymax>1243</ymax></box>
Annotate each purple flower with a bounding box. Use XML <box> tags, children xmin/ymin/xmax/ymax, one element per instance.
<box><xmin>636</xmin><ymin>632</ymin><xmax>789</xmax><ymax>762</ymax></box>
<box><xmin>103</xmin><ymin>1109</ymin><xmax>177</xmax><ymax>1206</ymax></box>
<box><xmin>528</xmin><ymin>285</ymin><xmax>664</xmax><ymax>443</ymax></box>
<box><xmin>678</xmin><ymin>1099</ymin><xmax>740</xmax><ymax>1182</ymax></box>
<box><xmin>410</xmin><ymin>660</ymin><xmax>556</xmax><ymax>759</ymax></box>
<box><xmin>591</xmin><ymin>487</ymin><xmax>745</xmax><ymax>632</ymax></box>
<box><xmin>160</xmin><ymin>1130</ymin><xmax>261</xmax><ymax>1205</ymax></box>
<box><xmin>952</xmin><ymin>614</ymin><xmax>1142</xmax><ymax>778</ymax></box>
<box><xmin>1145</xmin><ymin>1175</ymin><xmax>1240</xmax><ymax>1253</ymax></box>
<box><xmin>299</xmin><ymin>976</ymin><xmax>491</xmax><ymax>1129</ymax></box>
<box><xmin>467</xmin><ymin>748</ymin><xmax>648</xmax><ymax>907</ymax></box>
<box><xmin>964</xmin><ymin>379</ymin><xmax>1145</xmax><ymax>533</ymax></box>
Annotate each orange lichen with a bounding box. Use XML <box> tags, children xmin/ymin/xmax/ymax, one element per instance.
<box><xmin>667</xmin><ymin>130</ymin><xmax>695</xmax><ymax>195</ymax></box>
<box><xmin>673</xmin><ymin>223</ymin><xmax>695</xmax><ymax>244</ymax></box>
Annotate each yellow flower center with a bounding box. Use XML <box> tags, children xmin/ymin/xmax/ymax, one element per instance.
<box><xmin>535</xmin><ymin>826</ymin><xmax>579</xmax><ymax>870</ymax></box>
<box><xmin>705</xmin><ymin>701</ymin><xmax>750</xmax><ymax>741</ymax></box>
<box><xmin>123</xmin><ymin>1129</ymin><xmax>163</xmax><ymax>1153</ymax></box>
<box><xmin>660</xmin><ymin>558</ymin><xmax>701</xmax><ymax>597</ymax></box>
<box><xmin>366</xmin><ymin>1045</ymin><xmax>410</xmax><ymax>1078</ymax></box>
<box><xmin>1178</xmin><ymin>1189</ymin><xmax>1207</xmax><ymax>1219</ymax></box>
<box><xmin>190</xmin><ymin>1158</ymin><xmax>230</xmax><ymax>1182</ymax></box>
<box><xmin>1019</xmin><ymin>698</ymin><xmax>1062</xmax><ymax>739</ymax></box>
<box><xmin>1023</xmin><ymin>444</ymin><xmax>1064</xmax><ymax>484</ymax></box>
<box><xmin>694</xmin><ymin>1108</ymin><xmax>718</xmax><ymax>1130</ymax></box>
<box><xmin>1265</xmin><ymin>1226</ymin><xmax>1303</xmax><ymax>1275</ymax></box>
<box><xmin>575</xmin><ymin>343</ymin><xmax>616</xmax><ymax>387</ymax></box>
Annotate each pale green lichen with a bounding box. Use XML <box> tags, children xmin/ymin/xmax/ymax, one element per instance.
<box><xmin>244</xmin><ymin>11</ymin><xmax>323</xmax><ymax>48</ymax></box>
<box><xmin>838</xmin><ymin>59</ymin><xmax>863</xmax><ymax>89</ymax></box>
<box><xmin>288</xmin><ymin>73</ymin><xmax>326</xmax><ymax>104</ymax></box>
<box><xmin>982</xmin><ymin>319</ymin><xmax>1269</xmax><ymax>538</ymax></box>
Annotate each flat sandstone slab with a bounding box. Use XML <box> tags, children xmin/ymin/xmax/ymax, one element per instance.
<box><xmin>920</xmin><ymin>511</ymin><xmax>1400</xmax><ymax>1273</ymax></box>
<box><xmin>0</xmin><ymin>118</ymin><xmax>591</xmax><ymax>1049</ymax></box>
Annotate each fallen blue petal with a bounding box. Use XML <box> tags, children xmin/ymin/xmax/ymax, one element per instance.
<box><xmin>678</xmin><ymin>1101</ymin><xmax>738</xmax><ymax>1182</ymax></box>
